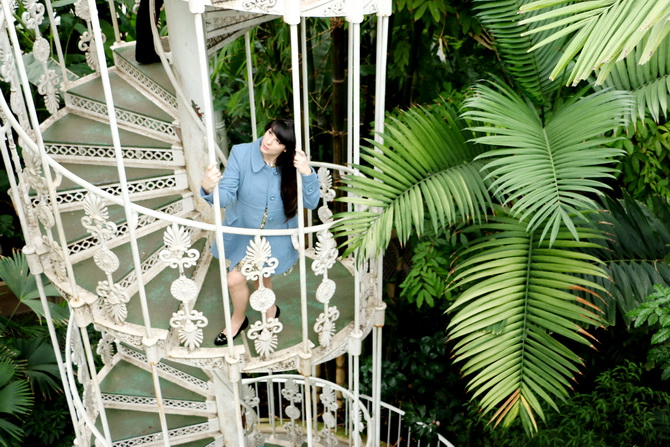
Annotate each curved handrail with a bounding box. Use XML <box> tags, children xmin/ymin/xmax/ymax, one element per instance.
<box><xmin>0</xmin><ymin>88</ymin><xmax>355</xmax><ymax>238</ymax></box>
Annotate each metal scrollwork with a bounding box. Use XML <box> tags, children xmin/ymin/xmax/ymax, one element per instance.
<box><xmin>282</xmin><ymin>379</ymin><xmax>305</xmax><ymax>444</ymax></box>
<box><xmin>243</xmin><ymin>236</ymin><xmax>283</xmax><ymax>356</ymax></box>
<box><xmin>96</xmin><ymin>332</ymin><xmax>116</xmax><ymax>366</ymax></box>
<box><xmin>0</xmin><ymin>35</ymin><xmax>15</xmax><ymax>83</ymax></box>
<box><xmin>241</xmin><ymin>385</ymin><xmax>264</xmax><ymax>447</ymax></box>
<box><xmin>242</xmin><ymin>0</ymin><xmax>277</xmax><ymax>12</ymax></box>
<box><xmin>81</xmin><ymin>194</ymin><xmax>130</xmax><ymax>322</ymax></box>
<box><xmin>37</xmin><ymin>69</ymin><xmax>60</xmax><ymax>115</ymax></box>
<box><xmin>169</xmin><ymin>310</ymin><xmax>208</xmax><ymax>351</ymax></box>
<box><xmin>21</xmin><ymin>0</ymin><xmax>46</xmax><ymax>29</ymax></box>
<box><xmin>312</xmin><ymin>230</ymin><xmax>340</xmax><ymax>347</ymax></box>
<box><xmin>42</xmin><ymin>235</ymin><xmax>67</xmax><ymax>281</ymax></box>
<box><xmin>317</xmin><ymin>167</ymin><xmax>336</xmax><ymax>223</ymax></box>
<box><xmin>96</xmin><ymin>281</ymin><xmax>130</xmax><ymax>323</ymax></box>
<box><xmin>314</xmin><ymin>306</ymin><xmax>340</xmax><ymax>348</ymax></box>
<box><xmin>161</xmin><ymin>224</ymin><xmax>206</xmax><ymax>350</ymax></box>
<box><xmin>319</xmin><ymin>385</ymin><xmax>340</xmax><ymax>446</ymax></box>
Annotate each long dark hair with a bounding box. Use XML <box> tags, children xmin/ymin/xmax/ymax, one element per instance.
<box><xmin>267</xmin><ymin>119</ymin><xmax>298</xmax><ymax>220</ymax></box>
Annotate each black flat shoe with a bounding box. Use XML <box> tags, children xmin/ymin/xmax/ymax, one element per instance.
<box><xmin>214</xmin><ymin>317</ymin><xmax>249</xmax><ymax>346</ymax></box>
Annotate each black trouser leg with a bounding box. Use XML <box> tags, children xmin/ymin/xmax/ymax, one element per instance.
<box><xmin>135</xmin><ymin>0</ymin><xmax>165</xmax><ymax>64</ymax></box>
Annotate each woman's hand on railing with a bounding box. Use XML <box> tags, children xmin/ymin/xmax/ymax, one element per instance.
<box><xmin>201</xmin><ymin>163</ymin><xmax>222</xmax><ymax>194</ymax></box>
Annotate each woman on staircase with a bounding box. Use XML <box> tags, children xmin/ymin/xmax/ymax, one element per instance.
<box><xmin>200</xmin><ymin>119</ymin><xmax>320</xmax><ymax>345</ymax></box>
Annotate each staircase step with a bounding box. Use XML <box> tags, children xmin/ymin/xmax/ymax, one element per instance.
<box><xmin>60</xmin><ymin>194</ymin><xmax>195</xmax><ymax>262</ymax></box>
<box><xmin>31</xmin><ymin>163</ymin><xmax>188</xmax><ymax>212</ymax></box>
<box><xmin>204</xmin><ymin>8</ymin><xmax>277</xmax><ymax>55</ymax></box>
<box><xmin>59</xmin><ymin>194</ymin><xmax>189</xmax><ymax>244</ymax></box>
<box><xmin>97</xmin><ymin>409</ymin><xmax>215</xmax><ymax>447</ymax></box>
<box><xmin>65</xmin><ymin>71</ymin><xmax>178</xmax><ymax>143</ymax></box>
<box><xmin>72</xmin><ymin>229</ymin><xmax>173</xmax><ymax>292</ymax></box>
<box><xmin>100</xmin><ymin>360</ymin><xmax>214</xmax><ymax>416</ymax></box>
<box><xmin>118</xmin><ymin>344</ymin><xmax>211</xmax><ymax>395</ymax></box>
<box><xmin>42</xmin><ymin>113</ymin><xmax>184</xmax><ymax>167</ymax></box>
<box><xmin>124</xmin><ymin>237</ymin><xmax>206</xmax><ymax>329</ymax></box>
<box><xmin>113</xmin><ymin>41</ymin><xmax>178</xmax><ymax>112</ymax></box>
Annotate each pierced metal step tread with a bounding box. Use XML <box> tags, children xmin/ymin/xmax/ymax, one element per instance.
<box><xmin>101</xmin><ymin>360</ymin><xmax>208</xmax><ymax>401</ymax></box>
<box><xmin>59</xmin><ymin>194</ymin><xmax>189</xmax><ymax>243</ymax></box>
<box><xmin>52</xmin><ymin>163</ymin><xmax>177</xmax><ymax>191</ymax></box>
<box><xmin>95</xmin><ymin>409</ymin><xmax>211</xmax><ymax>446</ymax></box>
<box><xmin>42</xmin><ymin>113</ymin><xmax>173</xmax><ymax>150</ymax></box>
<box><xmin>113</xmin><ymin>42</ymin><xmax>177</xmax><ymax>97</ymax></box>
<box><xmin>66</xmin><ymin>71</ymin><xmax>174</xmax><ymax>123</ymax></box>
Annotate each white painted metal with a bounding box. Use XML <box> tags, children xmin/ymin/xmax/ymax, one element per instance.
<box><xmin>0</xmin><ymin>127</ymin><xmax>83</xmax><ymax>443</ymax></box>
<box><xmin>1</xmin><ymin>0</ymin><xmax>80</xmax><ymax>302</ymax></box>
<box><xmin>244</xmin><ymin>31</ymin><xmax>258</xmax><ymax>140</ymax></box>
<box><xmin>192</xmin><ymin>3</ymin><xmax>246</xmax><ymax>444</ymax></box>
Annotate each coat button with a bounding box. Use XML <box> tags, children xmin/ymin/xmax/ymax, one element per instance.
<box><xmin>307</xmin><ymin>187</ymin><xmax>313</xmax><ymax>192</ymax></box>
<box><xmin>270</xmin><ymin>195</ymin><xmax>276</xmax><ymax>201</ymax></box>
<box><xmin>273</xmin><ymin>170</ymin><xmax>278</xmax><ymax>175</ymax></box>
<box><xmin>269</xmin><ymin>217</ymin><xmax>274</xmax><ymax>222</ymax></box>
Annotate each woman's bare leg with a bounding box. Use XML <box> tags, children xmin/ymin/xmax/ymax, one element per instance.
<box><xmin>222</xmin><ymin>272</ymin><xmax>279</xmax><ymax>336</ymax></box>
<box><xmin>224</xmin><ymin>269</ymin><xmax>250</xmax><ymax>336</ymax></box>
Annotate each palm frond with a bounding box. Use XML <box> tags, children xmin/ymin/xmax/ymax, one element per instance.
<box><xmin>447</xmin><ymin>214</ymin><xmax>608</xmax><ymax>434</ymax></box>
<box><xmin>593</xmin><ymin>34</ymin><xmax>670</xmax><ymax>122</ymax></box>
<box><xmin>463</xmin><ymin>82</ymin><xmax>632</xmax><ymax>245</ymax></box>
<box><xmin>519</xmin><ymin>0</ymin><xmax>670</xmax><ymax>86</ymax></box>
<box><xmin>333</xmin><ymin>104</ymin><xmax>492</xmax><ymax>260</ymax></box>
<box><xmin>0</xmin><ymin>251</ymin><xmax>67</xmax><ymax>325</ymax></box>
<box><xmin>475</xmin><ymin>0</ymin><xmax>567</xmax><ymax>105</ymax></box>
<box><xmin>579</xmin><ymin>194</ymin><xmax>670</xmax><ymax>324</ymax></box>
<box><xmin>0</xmin><ymin>358</ymin><xmax>33</xmax><ymax>416</ymax></box>
<box><xmin>13</xmin><ymin>338</ymin><xmax>61</xmax><ymax>398</ymax></box>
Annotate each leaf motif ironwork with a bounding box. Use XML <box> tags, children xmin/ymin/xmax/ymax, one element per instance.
<box><xmin>170</xmin><ymin>309</ymin><xmax>208</xmax><ymax>351</ymax></box>
<box><xmin>96</xmin><ymin>280</ymin><xmax>130</xmax><ymax>323</ymax></box>
<box><xmin>314</xmin><ymin>306</ymin><xmax>340</xmax><ymax>348</ymax></box>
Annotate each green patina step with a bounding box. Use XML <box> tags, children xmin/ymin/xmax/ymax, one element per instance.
<box><xmin>101</xmin><ymin>360</ymin><xmax>207</xmax><ymax>400</ymax></box>
<box><xmin>125</xmin><ymin>238</ymin><xmax>207</xmax><ymax>328</ymax></box>
<box><xmin>58</xmin><ymin>194</ymin><xmax>187</xmax><ymax>243</ymax></box>
<box><xmin>174</xmin><ymin>439</ymin><xmax>217</xmax><ymax>447</ymax></box>
<box><xmin>96</xmin><ymin>409</ymin><xmax>207</xmax><ymax>442</ymax></box>
<box><xmin>42</xmin><ymin>113</ymin><xmax>173</xmax><ymax>149</ymax></box>
<box><xmin>196</xmin><ymin>256</ymin><xmax>356</xmax><ymax>352</ymax></box>
<box><xmin>113</xmin><ymin>43</ymin><xmax>176</xmax><ymax>97</ymax></box>
<box><xmin>55</xmin><ymin>163</ymin><xmax>175</xmax><ymax>190</ymax></box>
<box><xmin>161</xmin><ymin>358</ymin><xmax>210</xmax><ymax>383</ymax></box>
<box><xmin>67</xmin><ymin>71</ymin><xmax>174</xmax><ymax>122</ymax></box>
<box><xmin>72</xmin><ymin>230</ymin><xmax>168</xmax><ymax>291</ymax></box>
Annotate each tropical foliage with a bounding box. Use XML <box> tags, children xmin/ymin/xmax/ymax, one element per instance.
<box><xmin>334</xmin><ymin>0</ymin><xmax>670</xmax><ymax>435</ymax></box>
<box><xmin>519</xmin><ymin>0</ymin><xmax>670</xmax><ymax>86</ymax></box>
<box><xmin>628</xmin><ymin>285</ymin><xmax>670</xmax><ymax>380</ymax></box>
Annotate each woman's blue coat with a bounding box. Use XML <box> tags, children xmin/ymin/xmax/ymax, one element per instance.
<box><xmin>200</xmin><ymin>138</ymin><xmax>321</xmax><ymax>274</ymax></box>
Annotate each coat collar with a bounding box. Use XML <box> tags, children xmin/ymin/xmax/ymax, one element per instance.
<box><xmin>250</xmin><ymin>137</ymin><xmax>265</xmax><ymax>173</ymax></box>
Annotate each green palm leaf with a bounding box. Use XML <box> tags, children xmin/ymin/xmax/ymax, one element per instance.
<box><xmin>579</xmin><ymin>194</ymin><xmax>670</xmax><ymax>324</ymax></box>
<box><xmin>447</xmin><ymin>215</ymin><xmax>608</xmax><ymax>433</ymax></box>
<box><xmin>334</xmin><ymin>104</ymin><xmax>492</xmax><ymax>260</ymax></box>
<box><xmin>593</xmin><ymin>35</ymin><xmax>670</xmax><ymax>122</ymax></box>
<box><xmin>0</xmin><ymin>251</ymin><xmax>68</xmax><ymax>325</ymax></box>
<box><xmin>0</xmin><ymin>357</ymin><xmax>32</xmax><ymax>446</ymax></box>
<box><xmin>519</xmin><ymin>0</ymin><xmax>670</xmax><ymax>86</ymax></box>
<box><xmin>475</xmin><ymin>0</ymin><xmax>566</xmax><ymax>105</ymax></box>
<box><xmin>463</xmin><ymin>82</ymin><xmax>632</xmax><ymax>245</ymax></box>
